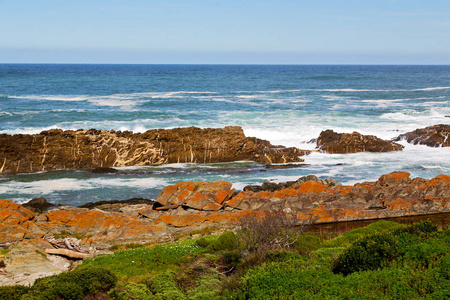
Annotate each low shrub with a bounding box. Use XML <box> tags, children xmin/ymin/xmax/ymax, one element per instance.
<box><xmin>186</xmin><ymin>274</ymin><xmax>221</xmax><ymax>300</ymax></box>
<box><xmin>27</xmin><ymin>267</ymin><xmax>117</xmax><ymax>299</ymax></box>
<box><xmin>292</xmin><ymin>234</ymin><xmax>321</xmax><ymax>255</ymax></box>
<box><xmin>393</xmin><ymin>219</ymin><xmax>438</xmax><ymax>238</ymax></box>
<box><xmin>207</xmin><ymin>231</ymin><xmax>237</xmax><ymax>252</ymax></box>
<box><xmin>147</xmin><ymin>270</ymin><xmax>185</xmax><ymax>300</ymax></box>
<box><xmin>333</xmin><ymin>232</ymin><xmax>402</xmax><ymax>275</ymax></box>
<box><xmin>195</xmin><ymin>237</ymin><xmax>213</xmax><ymax>248</ymax></box>
<box><xmin>109</xmin><ymin>282</ymin><xmax>154</xmax><ymax>300</ymax></box>
<box><xmin>0</xmin><ymin>285</ymin><xmax>30</xmax><ymax>300</ymax></box>
<box><xmin>322</xmin><ymin>220</ymin><xmax>401</xmax><ymax>248</ymax></box>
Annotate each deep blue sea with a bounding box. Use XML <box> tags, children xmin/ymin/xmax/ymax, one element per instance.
<box><xmin>1</xmin><ymin>64</ymin><xmax>449</xmax><ymax>205</ymax></box>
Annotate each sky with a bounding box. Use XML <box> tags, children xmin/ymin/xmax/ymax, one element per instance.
<box><xmin>1</xmin><ymin>0</ymin><xmax>450</xmax><ymax>64</ymax></box>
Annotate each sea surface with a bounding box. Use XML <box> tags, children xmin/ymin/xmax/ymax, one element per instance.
<box><xmin>0</xmin><ymin>64</ymin><xmax>449</xmax><ymax>206</ymax></box>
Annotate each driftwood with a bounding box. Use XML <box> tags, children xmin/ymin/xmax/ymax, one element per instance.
<box><xmin>45</xmin><ymin>249</ymin><xmax>89</xmax><ymax>259</ymax></box>
<box><xmin>46</xmin><ymin>237</ymin><xmax>89</xmax><ymax>254</ymax></box>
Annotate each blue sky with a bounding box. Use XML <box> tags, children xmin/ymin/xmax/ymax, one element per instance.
<box><xmin>1</xmin><ymin>0</ymin><xmax>449</xmax><ymax>64</ymax></box>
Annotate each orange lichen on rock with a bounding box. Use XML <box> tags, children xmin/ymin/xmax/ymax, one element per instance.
<box><xmin>155</xmin><ymin>180</ymin><xmax>235</xmax><ymax>211</ymax></box>
<box><xmin>308</xmin><ymin>205</ymin><xmax>335</xmax><ymax>222</ymax></box>
<box><xmin>297</xmin><ymin>181</ymin><xmax>331</xmax><ymax>193</ymax></box>
<box><xmin>388</xmin><ymin>198</ymin><xmax>413</xmax><ymax>210</ymax></box>
<box><xmin>377</xmin><ymin>171</ymin><xmax>411</xmax><ymax>186</ymax></box>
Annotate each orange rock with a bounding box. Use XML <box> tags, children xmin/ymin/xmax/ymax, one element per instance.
<box><xmin>297</xmin><ymin>181</ymin><xmax>330</xmax><ymax>193</ymax></box>
<box><xmin>388</xmin><ymin>198</ymin><xmax>413</xmax><ymax>210</ymax></box>
<box><xmin>377</xmin><ymin>171</ymin><xmax>411</xmax><ymax>186</ymax></box>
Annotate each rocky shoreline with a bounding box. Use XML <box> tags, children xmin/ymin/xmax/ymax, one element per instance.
<box><xmin>1</xmin><ymin>171</ymin><xmax>449</xmax><ymax>285</ymax></box>
<box><xmin>0</xmin><ymin>124</ymin><xmax>449</xmax><ymax>286</ymax></box>
<box><xmin>0</xmin><ymin>124</ymin><xmax>447</xmax><ymax>174</ymax></box>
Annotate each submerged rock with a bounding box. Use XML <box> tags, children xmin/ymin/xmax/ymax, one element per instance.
<box><xmin>0</xmin><ymin>126</ymin><xmax>308</xmax><ymax>174</ymax></box>
<box><xmin>393</xmin><ymin>124</ymin><xmax>450</xmax><ymax>147</ymax></box>
<box><xmin>317</xmin><ymin>130</ymin><xmax>404</xmax><ymax>153</ymax></box>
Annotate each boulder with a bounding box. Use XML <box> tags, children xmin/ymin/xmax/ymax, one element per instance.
<box><xmin>22</xmin><ymin>198</ymin><xmax>56</xmax><ymax>213</ymax></box>
<box><xmin>154</xmin><ymin>181</ymin><xmax>235</xmax><ymax>211</ymax></box>
<box><xmin>317</xmin><ymin>130</ymin><xmax>404</xmax><ymax>153</ymax></box>
<box><xmin>0</xmin><ymin>199</ymin><xmax>40</xmax><ymax>243</ymax></box>
<box><xmin>0</xmin><ymin>126</ymin><xmax>308</xmax><ymax>174</ymax></box>
<box><xmin>393</xmin><ymin>124</ymin><xmax>450</xmax><ymax>147</ymax></box>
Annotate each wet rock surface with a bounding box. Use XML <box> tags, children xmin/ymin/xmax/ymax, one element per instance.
<box><xmin>317</xmin><ymin>130</ymin><xmax>404</xmax><ymax>153</ymax></box>
<box><xmin>0</xmin><ymin>126</ymin><xmax>308</xmax><ymax>174</ymax></box>
<box><xmin>394</xmin><ymin>124</ymin><xmax>450</xmax><ymax>147</ymax></box>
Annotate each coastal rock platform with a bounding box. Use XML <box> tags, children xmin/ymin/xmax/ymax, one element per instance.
<box><xmin>1</xmin><ymin>171</ymin><xmax>448</xmax><ymax>247</ymax></box>
<box><xmin>1</xmin><ymin>171</ymin><xmax>449</xmax><ymax>285</ymax></box>
<box><xmin>0</xmin><ymin>126</ymin><xmax>309</xmax><ymax>174</ymax></box>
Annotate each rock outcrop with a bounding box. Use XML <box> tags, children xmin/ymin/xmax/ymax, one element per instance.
<box><xmin>2</xmin><ymin>171</ymin><xmax>449</xmax><ymax>286</ymax></box>
<box><xmin>3</xmin><ymin>172</ymin><xmax>448</xmax><ymax>248</ymax></box>
<box><xmin>394</xmin><ymin>124</ymin><xmax>450</xmax><ymax>147</ymax></box>
<box><xmin>317</xmin><ymin>130</ymin><xmax>404</xmax><ymax>153</ymax></box>
<box><xmin>0</xmin><ymin>126</ymin><xmax>308</xmax><ymax>174</ymax></box>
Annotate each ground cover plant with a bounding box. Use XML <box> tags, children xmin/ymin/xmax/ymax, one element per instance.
<box><xmin>1</xmin><ymin>218</ymin><xmax>448</xmax><ymax>299</ymax></box>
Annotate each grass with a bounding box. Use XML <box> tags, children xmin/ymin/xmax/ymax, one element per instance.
<box><xmin>0</xmin><ymin>249</ymin><xmax>11</xmax><ymax>255</ymax></box>
<box><xmin>78</xmin><ymin>238</ymin><xmax>205</xmax><ymax>281</ymax></box>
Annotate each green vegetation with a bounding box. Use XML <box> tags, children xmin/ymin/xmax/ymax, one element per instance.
<box><xmin>3</xmin><ymin>219</ymin><xmax>449</xmax><ymax>299</ymax></box>
<box><xmin>0</xmin><ymin>249</ymin><xmax>11</xmax><ymax>255</ymax></box>
<box><xmin>54</xmin><ymin>230</ymin><xmax>84</xmax><ymax>240</ymax></box>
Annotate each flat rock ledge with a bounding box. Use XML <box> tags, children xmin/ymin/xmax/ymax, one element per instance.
<box><xmin>394</xmin><ymin>124</ymin><xmax>450</xmax><ymax>147</ymax></box>
<box><xmin>0</xmin><ymin>126</ymin><xmax>309</xmax><ymax>174</ymax></box>
<box><xmin>317</xmin><ymin>130</ymin><xmax>404</xmax><ymax>153</ymax></box>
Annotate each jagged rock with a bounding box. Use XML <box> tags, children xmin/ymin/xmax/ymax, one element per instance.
<box><xmin>243</xmin><ymin>175</ymin><xmax>340</xmax><ymax>193</ymax></box>
<box><xmin>0</xmin><ymin>199</ymin><xmax>40</xmax><ymax>243</ymax></box>
<box><xmin>0</xmin><ymin>126</ymin><xmax>308</xmax><ymax>174</ymax></box>
<box><xmin>317</xmin><ymin>130</ymin><xmax>404</xmax><ymax>153</ymax></box>
<box><xmin>154</xmin><ymin>181</ymin><xmax>235</xmax><ymax>211</ymax></box>
<box><xmin>0</xmin><ymin>172</ymin><xmax>449</xmax><ymax>249</ymax></box>
<box><xmin>393</xmin><ymin>124</ymin><xmax>450</xmax><ymax>147</ymax></box>
<box><xmin>23</xmin><ymin>197</ymin><xmax>56</xmax><ymax>213</ymax></box>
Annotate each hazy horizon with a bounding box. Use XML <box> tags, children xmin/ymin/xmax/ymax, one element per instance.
<box><xmin>1</xmin><ymin>0</ymin><xmax>450</xmax><ymax>64</ymax></box>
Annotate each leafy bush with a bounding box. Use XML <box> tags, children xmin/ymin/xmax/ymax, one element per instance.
<box><xmin>221</xmin><ymin>250</ymin><xmax>242</xmax><ymax>268</ymax></box>
<box><xmin>195</xmin><ymin>237</ymin><xmax>213</xmax><ymax>248</ymax></box>
<box><xmin>292</xmin><ymin>234</ymin><xmax>321</xmax><ymax>255</ymax></box>
<box><xmin>147</xmin><ymin>271</ymin><xmax>186</xmax><ymax>300</ymax></box>
<box><xmin>333</xmin><ymin>232</ymin><xmax>402</xmax><ymax>275</ymax></box>
<box><xmin>322</xmin><ymin>220</ymin><xmax>401</xmax><ymax>248</ymax></box>
<box><xmin>0</xmin><ymin>285</ymin><xmax>30</xmax><ymax>300</ymax></box>
<box><xmin>186</xmin><ymin>275</ymin><xmax>221</xmax><ymax>300</ymax></box>
<box><xmin>27</xmin><ymin>267</ymin><xmax>117</xmax><ymax>299</ymax></box>
<box><xmin>109</xmin><ymin>282</ymin><xmax>154</xmax><ymax>300</ymax></box>
<box><xmin>207</xmin><ymin>231</ymin><xmax>237</xmax><ymax>252</ymax></box>
<box><xmin>393</xmin><ymin>219</ymin><xmax>438</xmax><ymax>238</ymax></box>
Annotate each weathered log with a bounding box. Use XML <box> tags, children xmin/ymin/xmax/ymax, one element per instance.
<box><xmin>45</xmin><ymin>249</ymin><xmax>89</xmax><ymax>259</ymax></box>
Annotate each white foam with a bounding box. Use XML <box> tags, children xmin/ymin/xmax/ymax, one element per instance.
<box><xmin>414</xmin><ymin>86</ymin><xmax>450</xmax><ymax>91</ymax></box>
<box><xmin>9</xmin><ymin>95</ymin><xmax>87</xmax><ymax>102</ymax></box>
<box><xmin>0</xmin><ymin>177</ymin><xmax>168</xmax><ymax>196</ymax></box>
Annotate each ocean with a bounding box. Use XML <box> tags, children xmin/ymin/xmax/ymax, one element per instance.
<box><xmin>0</xmin><ymin>64</ymin><xmax>449</xmax><ymax>206</ymax></box>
